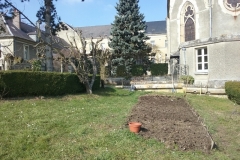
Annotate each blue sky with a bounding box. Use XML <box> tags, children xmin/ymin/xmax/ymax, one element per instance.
<box><xmin>12</xmin><ymin>0</ymin><xmax>167</xmax><ymax>27</ymax></box>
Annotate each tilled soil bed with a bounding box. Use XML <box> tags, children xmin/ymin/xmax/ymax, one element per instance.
<box><xmin>126</xmin><ymin>95</ymin><xmax>214</xmax><ymax>153</ymax></box>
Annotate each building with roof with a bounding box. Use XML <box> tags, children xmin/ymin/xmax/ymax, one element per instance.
<box><xmin>0</xmin><ymin>10</ymin><xmax>38</xmax><ymax>70</ymax></box>
<box><xmin>0</xmin><ymin>9</ymin><xmax>167</xmax><ymax>73</ymax></box>
<box><xmin>74</xmin><ymin>21</ymin><xmax>167</xmax><ymax>63</ymax></box>
<box><xmin>0</xmin><ymin>10</ymin><xmax>69</xmax><ymax>71</ymax></box>
<box><xmin>167</xmin><ymin>0</ymin><xmax>240</xmax><ymax>88</ymax></box>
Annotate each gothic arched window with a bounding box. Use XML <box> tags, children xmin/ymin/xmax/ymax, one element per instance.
<box><xmin>224</xmin><ymin>0</ymin><xmax>240</xmax><ymax>11</ymax></box>
<box><xmin>184</xmin><ymin>5</ymin><xmax>195</xmax><ymax>41</ymax></box>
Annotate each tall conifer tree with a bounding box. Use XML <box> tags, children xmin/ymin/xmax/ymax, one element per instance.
<box><xmin>109</xmin><ymin>0</ymin><xmax>151</xmax><ymax>77</ymax></box>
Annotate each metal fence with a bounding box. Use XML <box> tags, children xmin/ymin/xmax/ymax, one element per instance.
<box><xmin>169</xmin><ymin>59</ymin><xmax>189</xmax><ymax>83</ymax></box>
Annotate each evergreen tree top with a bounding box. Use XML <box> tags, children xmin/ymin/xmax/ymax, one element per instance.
<box><xmin>109</xmin><ymin>0</ymin><xmax>151</xmax><ymax>78</ymax></box>
<box><xmin>111</xmin><ymin>0</ymin><xmax>147</xmax><ymax>35</ymax></box>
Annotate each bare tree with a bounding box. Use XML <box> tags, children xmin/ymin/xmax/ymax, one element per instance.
<box><xmin>147</xmin><ymin>43</ymin><xmax>162</xmax><ymax>63</ymax></box>
<box><xmin>32</xmin><ymin>23</ymin><xmax>110</xmax><ymax>93</ymax></box>
<box><xmin>96</xmin><ymin>48</ymin><xmax>111</xmax><ymax>88</ymax></box>
<box><xmin>55</xmin><ymin>30</ymin><xmax>104</xmax><ymax>94</ymax></box>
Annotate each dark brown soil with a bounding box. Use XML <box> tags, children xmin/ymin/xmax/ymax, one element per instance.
<box><xmin>126</xmin><ymin>95</ymin><xmax>213</xmax><ymax>153</ymax></box>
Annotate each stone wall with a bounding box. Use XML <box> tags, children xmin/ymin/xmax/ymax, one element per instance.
<box><xmin>168</xmin><ymin>0</ymin><xmax>240</xmax><ymax>88</ymax></box>
<box><xmin>11</xmin><ymin>63</ymin><xmax>31</xmax><ymax>70</ymax></box>
<box><xmin>180</xmin><ymin>39</ymin><xmax>240</xmax><ymax>88</ymax></box>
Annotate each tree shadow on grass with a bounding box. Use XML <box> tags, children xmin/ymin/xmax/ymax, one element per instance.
<box><xmin>0</xmin><ymin>86</ymin><xmax>136</xmax><ymax>101</ymax></box>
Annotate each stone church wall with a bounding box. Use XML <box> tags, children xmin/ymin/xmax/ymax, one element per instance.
<box><xmin>168</xmin><ymin>0</ymin><xmax>240</xmax><ymax>88</ymax></box>
<box><xmin>212</xmin><ymin>1</ymin><xmax>240</xmax><ymax>38</ymax></box>
<box><xmin>181</xmin><ymin>39</ymin><xmax>240</xmax><ymax>88</ymax></box>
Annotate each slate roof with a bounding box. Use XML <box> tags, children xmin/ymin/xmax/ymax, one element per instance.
<box><xmin>0</xmin><ymin>15</ymin><xmax>69</xmax><ymax>50</ymax></box>
<box><xmin>1</xmin><ymin>14</ymin><xmax>166</xmax><ymax>45</ymax></box>
<box><xmin>145</xmin><ymin>21</ymin><xmax>166</xmax><ymax>34</ymax></box>
<box><xmin>0</xmin><ymin>15</ymin><xmax>36</xmax><ymax>42</ymax></box>
<box><xmin>6</xmin><ymin>20</ymin><xmax>36</xmax><ymax>41</ymax></box>
<box><xmin>0</xmin><ymin>16</ymin><xmax>12</xmax><ymax>37</ymax></box>
<box><xmin>21</xmin><ymin>22</ymin><xmax>36</xmax><ymax>33</ymax></box>
<box><xmin>76</xmin><ymin>25</ymin><xmax>112</xmax><ymax>38</ymax></box>
<box><xmin>76</xmin><ymin>21</ymin><xmax>166</xmax><ymax>38</ymax></box>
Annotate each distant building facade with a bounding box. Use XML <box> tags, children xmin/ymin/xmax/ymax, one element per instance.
<box><xmin>0</xmin><ymin>10</ymin><xmax>167</xmax><ymax>73</ymax></box>
<box><xmin>0</xmin><ymin>10</ymin><xmax>69</xmax><ymax>71</ymax></box>
<box><xmin>0</xmin><ymin>10</ymin><xmax>38</xmax><ymax>70</ymax></box>
<box><xmin>75</xmin><ymin>21</ymin><xmax>167</xmax><ymax>63</ymax></box>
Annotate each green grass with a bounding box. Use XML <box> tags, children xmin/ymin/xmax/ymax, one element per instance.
<box><xmin>0</xmin><ymin>87</ymin><xmax>239</xmax><ymax>160</ymax></box>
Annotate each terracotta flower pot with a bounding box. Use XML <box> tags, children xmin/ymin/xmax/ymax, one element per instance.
<box><xmin>128</xmin><ymin>122</ymin><xmax>142</xmax><ymax>133</ymax></box>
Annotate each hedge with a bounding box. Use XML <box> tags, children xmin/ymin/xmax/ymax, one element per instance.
<box><xmin>180</xmin><ymin>75</ymin><xmax>194</xmax><ymax>84</ymax></box>
<box><xmin>131</xmin><ymin>65</ymin><xmax>145</xmax><ymax>76</ymax></box>
<box><xmin>150</xmin><ymin>63</ymin><xmax>168</xmax><ymax>76</ymax></box>
<box><xmin>0</xmin><ymin>71</ymin><xmax>100</xmax><ymax>97</ymax></box>
<box><xmin>116</xmin><ymin>65</ymin><xmax>126</xmax><ymax>77</ymax></box>
<box><xmin>225</xmin><ymin>81</ymin><xmax>240</xmax><ymax>105</ymax></box>
<box><xmin>116</xmin><ymin>63</ymin><xmax>168</xmax><ymax>77</ymax></box>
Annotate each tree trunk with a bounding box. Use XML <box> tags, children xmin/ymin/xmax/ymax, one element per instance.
<box><xmin>45</xmin><ymin>0</ymin><xmax>53</xmax><ymax>71</ymax></box>
<box><xmin>85</xmin><ymin>81</ymin><xmax>92</xmax><ymax>94</ymax></box>
<box><xmin>100</xmin><ymin>64</ymin><xmax>105</xmax><ymax>88</ymax></box>
<box><xmin>89</xmin><ymin>56</ymin><xmax>97</xmax><ymax>92</ymax></box>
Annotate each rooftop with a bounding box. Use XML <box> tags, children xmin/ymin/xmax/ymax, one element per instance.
<box><xmin>76</xmin><ymin>21</ymin><xmax>166</xmax><ymax>38</ymax></box>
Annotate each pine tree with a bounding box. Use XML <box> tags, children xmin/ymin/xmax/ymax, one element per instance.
<box><xmin>109</xmin><ymin>0</ymin><xmax>151</xmax><ymax>78</ymax></box>
<box><xmin>35</xmin><ymin>0</ymin><xmax>84</xmax><ymax>71</ymax></box>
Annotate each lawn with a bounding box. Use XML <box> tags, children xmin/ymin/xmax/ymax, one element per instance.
<box><xmin>0</xmin><ymin>87</ymin><xmax>239</xmax><ymax>160</ymax></box>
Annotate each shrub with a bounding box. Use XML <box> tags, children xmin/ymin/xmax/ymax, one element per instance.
<box><xmin>0</xmin><ymin>71</ymin><xmax>100</xmax><ymax>98</ymax></box>
<box><xmin>150</xmin><ymin>63</ymin><xmax>168</xmax><ymax>76</ymax></box>
<box><xmin>116</xmin><ymin>65</ymin><xmax>126</xmax><ymax>77</ymax></box>
<box><xmin>29</xmin><ymin>59</ymin><xmax>41</xmax><ymax>71</ymax></box>
<box><xmin>225</xmin><ymin>81</ymin><xmax>240</xmax><ymax>105</ymax></box>
<box><xmin>180</xmin><ymin>75</ymin><xmax>194</xmax><ymax>84</ymax></box>
<box><xmin>131</xmin><ymin>65</ymin><xmax>145</xmax><ymax>76</ymax></box>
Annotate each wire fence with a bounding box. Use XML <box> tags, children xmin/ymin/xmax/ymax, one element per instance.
<box><xmin>169</xmin><ymin>60</ymin><xmax>189</xmax><ymax>83</ymax></box>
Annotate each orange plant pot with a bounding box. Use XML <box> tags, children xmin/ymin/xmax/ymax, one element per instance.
<box><xmin>128</xmin><ymin>122</ymin><xmax>142</xmax><ymax>133</ymax></box>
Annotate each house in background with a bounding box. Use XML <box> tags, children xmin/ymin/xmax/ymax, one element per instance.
<box><xmin>0</xmin><ymin>9</ymin><xmax>167</xmax><ymax>74</ymax></box>
<box><xmin>0</xmin><ymin>10</ymin><xmax>70</xmax><ymax>72</ymax></box>
<box><xmin>75</xmin><ymin>24</ymin><xmax>112</xmax><ymax>54</ymax></box>
<box><xmin>0</xmin><ymin>10</ymin><xmax>38</xmax><ymax>70</ymax></box>
<box><xmin>144</xmin><ymin>21</ymin><xmax>167</xmax><ymax>63</ymax></box>
<box><xmin>74</xmin><ymin>21</ymin><xmax>168</xmax><ymax>63</ymax></box>
<box><xmin>167</xmin><ymin>0</ymin><xmax>240</xmax><ymax>88</ymax></box>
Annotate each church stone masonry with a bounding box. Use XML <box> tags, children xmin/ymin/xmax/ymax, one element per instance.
<box><xmin>167</xmin><ymin>0</ymin><xmax>240</xmax><ymax>88</ymax></box>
